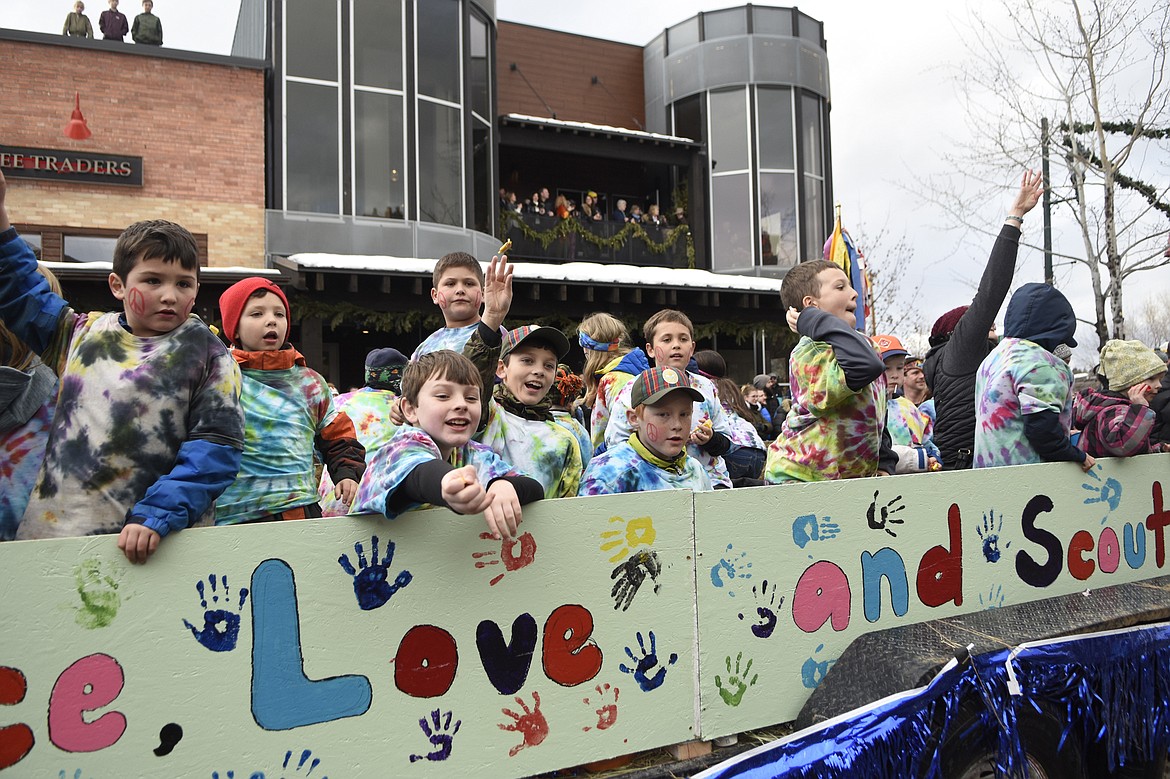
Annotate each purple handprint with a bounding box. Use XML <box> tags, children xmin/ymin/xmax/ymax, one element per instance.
<box><xmin>338</xmin><ymin>535</ymin><xmax>412</xmax><ymax>610</ymax></box>
<box><xmin>409</xmin><ymin>709</ymin><xmax>461</xmax><ymax>763</ymax></box>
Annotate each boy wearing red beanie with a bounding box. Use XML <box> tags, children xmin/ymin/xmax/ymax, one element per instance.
<box><xmin>215</xmin><ymin>277</ymin><xmax>366</xmax><ymax>524</ymax></box>
<box><xmin>0</xmin><ymin>171</ymin><xmax>244</xmax><ymax>563</ymax></box>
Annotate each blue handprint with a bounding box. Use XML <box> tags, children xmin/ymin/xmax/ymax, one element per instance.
<box><xmin>338</xmin><ymin>535</ymin><xmax>413</xmax><ymax>611</ymax></box>
<box><xmin>619</xmin><ymin>630</ymin><xmax>678</xmax><ymax>692</ymax></box>
<box><xmin>211</xmin><ymin>773</ymin><xmax>264</xmax><ymax>779</ymax></box>
<box><xmin>282</xmin><ymin>748</ymin><xmax>325</xmax><ymax>777</ymax></box>
<box><xmin>800</xmin><ymin>643</ymin><xmax>835</xmax><ymax>689</ymax></box>
<box><xmin>710</xmin><ymin>544</ymin><xmax>752</xmax><ymax>595</ymax></box>
<box><xmin>791</xmin><ymin>514</ymin><xmax>840</xmax><ymax>548</ymax></box>
<box><xmin>977</xmin><ymin>510</ymin><xmax>1011</xmax><ymax>563</ymax></box>
<box><xmin>182</xmin><ymin>574</ymin><xmax>249</xmax><ymax>652</ymax></box>
<box><xmin>979</xmin><ymin>584</ymin><xmax>1006</xmax><ymax>609</ymax></box>
<box><xmin>409</xmin><ymin>709</ymin><xmax>462</xmax><ymax>763</ymax></box>
<box><xmin>1082</xmin><ymin>466</ymin><xmax>1123</xmax><ymax>524</ymax></box>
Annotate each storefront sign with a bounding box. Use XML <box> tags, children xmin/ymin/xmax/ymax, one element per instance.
<box><xmin>0</xmin><ymin>145</ymin><xmax>142</xmax><ymax>187</ymax></box>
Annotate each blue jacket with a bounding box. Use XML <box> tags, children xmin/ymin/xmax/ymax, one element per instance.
<box><xmin>1004</xmin><ymin>282</ymin><xmax>1078</xmax><ymax>352</ymax></box>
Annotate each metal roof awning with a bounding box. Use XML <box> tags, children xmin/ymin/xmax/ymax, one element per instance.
<box><xmin>499</xmin><ymin>113</ymin><xmax>701</xmax><ymax>164</ymax></box>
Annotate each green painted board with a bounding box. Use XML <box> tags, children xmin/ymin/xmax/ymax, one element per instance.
<box><xmin>694</xmin><ymin>456</ymin><xmax>1170</xmax><ymax>738</ymax></box>
<box><xmin>0</xmin><ymin>490</ymin><xmax>697</xmax><ymax>777</ymax></box>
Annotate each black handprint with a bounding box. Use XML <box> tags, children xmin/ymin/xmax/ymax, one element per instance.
<box><xmin>610</xmin><ymin>550</ymin><xmax>662</xmax><ymax>611</ymax></box>
<box><xmin>737</xmin><ymin>579</ymin><xmax>782</xmax><ymax>639</ymax></box>
<box><xmin>338</xmin><ymin>535</ymin><xmax>413</xmax><ymax>611</ymax></box>
<box><xmin>866</xmin><ymin>492</ymin><xmax>905</xmax><ymax>537</ymax></box>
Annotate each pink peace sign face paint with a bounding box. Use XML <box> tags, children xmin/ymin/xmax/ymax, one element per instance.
<box><xmin>110</xmin><ymin>257</ymin><xmax>198</xmax><ymax>338</ymax></box>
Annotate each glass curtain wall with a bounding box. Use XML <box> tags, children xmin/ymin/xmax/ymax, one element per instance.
<box><xmin>352</xmin><ymin>0</ymin><xmax>406</xmax><ymax>219</ymax></box>
<box><xmin>284</xmin><ymin>0</ymin><xmax>341</xmax><ymax>214</ymax></box>
<box><xmin>416</xmin><ymin>0</ymin><xmax>463</xmax><ymax>227</ymax></box>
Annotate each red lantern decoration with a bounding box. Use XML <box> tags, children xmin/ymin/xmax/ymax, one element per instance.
<box><xmin>63</xmin><ymin>92</ymin><xmax>92</xmax><ymax>140</ymax></box>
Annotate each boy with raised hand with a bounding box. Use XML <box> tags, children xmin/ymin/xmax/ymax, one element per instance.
<box><xmin>973</xmin><ymin>282</ymin><xmax>1094</xmax><ymax>471</ymax></box>
<box><xmin>462</xmin><ymin>256</ymin><xmax>585</xmax><ymax>499</ymax></box>
<box><xmin>765</xmin><ymin>261</ymin><xmax>897</xmax><ymax>483</ymax></box>
<box><xmin>579</xmin><ymin>366</ymin><xmax>713</xmax><ymax>495</ymax></box>
<box><xmin>604</xmin><ymin>310</ymin><xmax>734</xmax><ymax>488</ymax></box>
<box><xmin>0</xmin><ymin>170</ymin><xmax>244</xmax><ymax>563</ymax></box>
<box><xmin>351</xmin><ymin>351</ymin><xmax>543</xmax><ymax>540</ymax></box>
<box><xmin>214</xmin><ymin>277</ymin><xmax>366</xmax><ymax>524</ymax></box>
<box><xmin>411</xmin><ymin>251</ymin><xmax>491</xmax><ymax>359</ymax></box>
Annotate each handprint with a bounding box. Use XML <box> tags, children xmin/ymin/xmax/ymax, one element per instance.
<box><xmin>338</xmin><ymin>535</ymin><xmax>412</xmax><ymax>610</ymax></box>
<box><xmin>281</xmin><ymin>748</ymin><xmax>325</xmax><ymax>777</ymax></box>
<box><xmin>714</xmin><ymin>653</ymin><xmax>758</xmax><ymax>707</ymax></box>
<box><xmin>472</xmin><ymin>530</ymin><xmax>537</xmax><ymax>586</ymax></box>
<box><xmin>73</xmin><ymin>558</ymin><xmax>121</xmax><ymax>629</ymax></box>
<box><xmin>581</xmin><ymin>683</ymin><xmax>619</xmax><ymax>731</ymax></box>
<box><xmin>710</xmin><ymin>544</ymin><xmax>752</xmax><ymax>595</ymax></box>
<box><xmin>977</xmin><ymin>510</ymin><xmax>1011</xmax><ymax>563</ymax></box>
<box><xmin>409</xmin><ymin>709</ymin><xmax>462</xmax><ymax>763</ymax></box>
<box><xmin>498</xmin><ymin>692</ymin><xmax>549</xmax><ymax>757</ymax></box>
<box><xmin>979</xmin><ymin>584</ymin><xmax>1006</xmax><ymax>609</ymax></box>
<box><xmin>866</xmin><ymin>492</ymin><xmax>905</xmax><ymax>537</ymax></box>
<box><xmin>791</xmin><ymin>514</ymin><xmax>840</xmax><ymax>549</ymax></box>
<box><xmin>1082</xmin><ymin>466</ymin><xmax>1123</xmax><ymax>524</ymax></box>
<box><xmin>599</xmin><ymin>516</ymin><xmax>657</xmax><ymax>563</ymax></box>
<box><xmin>610</xmin><ymin>550</ymin><xmax>662</xmax><ymax>611</ymax></box>
<box><xmin>618</xmin><ymin>630</ymin><xmax>678</xmax><ymax>692</ymax></box>
<box><xmin>801</xmin><ymin>643</ymin><xmax>835</xmax><ymax>689</ymax></box>
<box><xmin>737</xmin><ymin>579</ymin><xmax>782</xmax><ymax>639</ymax></box>
<box><xmin>181</xmin><ymin>574</ymin><xmax>249</xmax><ymax>652</ymax></box>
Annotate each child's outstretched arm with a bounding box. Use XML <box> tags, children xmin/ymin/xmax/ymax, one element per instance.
<box><xmin>479</xmin><ymin>253</ymin><xmax>514</xmax><ymax>332</ymax></box>
<box><xmin>1023</xmin><ymin>410</ymin><xmax>1095</xmax><ymax>471</ymax></box>
<box><xmin>0</xmin><ymin>170</ymin><xmax>71</xmax><ymax>356</ymax></box>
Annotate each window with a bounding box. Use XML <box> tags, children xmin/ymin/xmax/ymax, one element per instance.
<box><xmin>63</xmin><ymin>235</ymin><xmax>118</xmax><ymax>263</ymax></box>
<box><xmin>708</xmin><ymin>88</ymin><xmax>749</xmax><ymax>173</ymax></box>
<box><xmin>672</xmin><ymin>94</ymin><xmax>703</xmax><ymax>141</ymax></box>
<box><xmin>286</xmin><ymin>81</ymin><xmax>341</xmax><ymax>214</ymax></box>
<box><xmin>417</xmin><ymin>101</ymin><xmax>463</xmax><ymax>226</ymax></box>
<box><xmin>286</xmin><ymin>0</ymin><xmax>337</xmax><ymax>81</ymax></box>
<box><xmin>353</xmin><ymin>0</ymin><xmax>402</xmax><ymax>90</ymax></box>
<box><xmin>417</xmin><ymin>0</ymin><xmax>460</xmax><ymax>103</ymax></box>
<box><xmin>710</xmin><ymin>174</ymin><xmax>754</xmax><ymax>272</ymax></box>
<box><xmin>757</xmin><ymin>87</ymin><xmax>795</xmax><ymax>171</ymax></box>
<box><xmin>354</xmin><ymin>91</ymin><xmax>405</xmax><ymax>218</ymax></box>
<box><xmin>759</xmin><ymin>173</ymin><xmax>798</xmax><ymax>266</ymax></box>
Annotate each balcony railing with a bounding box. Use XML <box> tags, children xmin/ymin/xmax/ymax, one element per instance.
<box><xmin>499</xmin><ymin>212</ymin><xmax>696</xmax><ymax>269</ymax></box>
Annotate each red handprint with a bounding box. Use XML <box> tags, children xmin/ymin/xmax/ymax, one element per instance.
<box><xmin>498</xmin><ymin>691</ymin><xmax>548</xmax><ymax>756</ymax></box>
<box><xmin>581</xmin><ymin>683</ymin><xmax>619</xmax><ymax>732</ymax></box>
<box><xmin>473</xmin><ymin>531</ymin><xmax>537</xmax><ymax>586</ymax></box>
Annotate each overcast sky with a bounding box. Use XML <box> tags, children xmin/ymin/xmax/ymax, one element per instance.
<box><xmin>7</xmin><ymin>0</ymin><xmax>1168</xmax><ymax>360</ymax></box>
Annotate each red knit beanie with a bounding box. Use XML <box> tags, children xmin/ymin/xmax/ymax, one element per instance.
<box><xmin>219</xmin><ymin>277</ymin><xmax>290</xmax><ymax>346</ymax></box>
<box><xmin>929</xmin><ymin>306</ymin><xmax>969</xmax><ymax>346</ymax></box>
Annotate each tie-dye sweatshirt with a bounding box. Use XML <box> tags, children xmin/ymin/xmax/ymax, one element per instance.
<box><xmin>319</xmin><ymin>386</ymin><xmax>398</xmax><ymax>516</ymax></box>
<box><xmin>578</xmin><ymin>436</ymin><xmax>712</xmax><ymax>496</ymax></box>
<box><xmin>411</xmin><ymin>323</ymin><xmax>480</xmax><ymax>360</ymax></box>
<box><xmin>352</xmin><ymin>425</ymin><xmax>520</xmax><ymax>518</ymax></box>
<box><xmin>553</xmin><ymin>410</ymin><xmax>592</xmax><ymax>470</ymax></box>
<box><xmin>216</xmin><ymin>348</ymin><xmax>365</xmax><ymax>525</ymax></box>
<box><xmin>605</xmin><ymin>369</ymin><xmax>733</xmax><ymax>487</ymax></box>
<box><xmin>0</xmin><ymin>227</ymin><xmax>244</xmax><ymax>540</ymax></box>
<box><xmin>0</xmin><ymin>362</ymin><xmax>56</xmax><ymax>541</ymax></box>
<box><xmin>589</xmin><ymin>349</ymin><xmax>648</xmax><ymax>452</ymax></box>
<box><xmin>765</xmin><ymin>308</ymin><xmax>888</xmax><ymax>483</ymax></box>
<box><xmin>973</xmin><ymin>338</ymin><xmax>1074</xmax><ymax>468</ymax></box>
<box><xmin>463</xmin><ymin>328</ymin><xmax>585</xmax><ymax>499</ymax></box>
<box><xmin>886</xmin><ymin>396</ymin><xmax>941</xmax><ymax>462</ymax></box>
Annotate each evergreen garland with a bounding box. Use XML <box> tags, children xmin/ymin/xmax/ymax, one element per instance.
<box><xmin>499</xmin><ymin>213</ymin><xmax>697</xmax><ymax>269</ymax></box>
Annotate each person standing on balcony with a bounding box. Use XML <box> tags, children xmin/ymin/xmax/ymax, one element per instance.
<box><xmin>99</xmin><ymin>0</ymin><xmax>129</xmax><ymax>41</ymax></box>
<box><xmin>611</xmin><ymin>198</ymin><xmax>629</xmax><ymax>222</ymax></box>
<box><xmin>62</xmin><ymin>1</ymin><xmax>94</xmax><ymax>38</ymax></box>
<box><xmin>132</xmin><ymin>0</ymin><xmax>162</xmax><ymax>45</ymax></box>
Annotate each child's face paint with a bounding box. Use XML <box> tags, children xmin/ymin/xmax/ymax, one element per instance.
<box><xmin>634</xmin><ymin>393</ymin><xmax>693</xmax><ymax>459</ymax></box>
<box><xmin>108</xmin><ymin>257</ymin><xmax>198</xmax><ymax>338</ymax></box>
<box><xmin>498</xmin><ymin>344</ymin><xmax>557</xmax><ymax>406</ymax></box>
<box><xmin>431</xmin><ymin>270</ymin><xmax>483</xmax><ymax>327</ymax></box>
<box><xmin>403</xmin><ymin>375</ymin><xmax>482</xmax><ymax>459</ymax></box>
<box><xmin>235</xmin><ymin>291</ymin><xmax>289</xmax><ymax>351</ymax></box>
<box><xmin>647</xmin><ymin>322</ymin><xmax>695</xmax><ymax>370</ymax></box>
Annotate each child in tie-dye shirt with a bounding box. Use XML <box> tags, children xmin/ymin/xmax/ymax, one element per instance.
<box><xmin>215</xmin><ymin>278</ymin><xmax>366</xmax><ymax>524</ymax></box>
<box><xmin>765</xmin><ymin>262</ymin><xmax>896</xmax><ymax>483</ymax></box>
<box><xmin>549</xmin><ymin>364</ymin><xmax>592</xmax><ymax>470</ymax></box>
<box><xmin>411</xmin><ymin>251</ymin><xmax>489</xmax><ymax>360</ymax></box>
<box><xmin>319</xmin><ymin>347</ymin><xmax>406</xmax><ymax>516</ymax></box>
<box><xmin>605</xmin><ymin>310</ymin><xmax>734</xmax><ymax>487</ymax></box>
<box><xmin>0</xmin><ymin>173</ymin><xmax>244</xmax><ymax>563</ymax></box>
<box><xmin>974</xmin><ymin>283</ymin><xmax>1093</xmax><ymax>471</ymax></box>
<box><xmin>353</xmin><ymin>351</ymin><xmax>543</xmax><ymax>539</ymax></box>
<box><xmin>875</xmin><ymin>335</ymin><xmax>941</xmax><ymax>473</ymax></box>
<box><xmin>579</xmin><ymin>366</ymin><xmax>713</xmax><ymax>495</ymax></box>
<box><xmin>461</xmin><ymin>256</ymin><xmax>584</xmax><ymax>499</ymax></box>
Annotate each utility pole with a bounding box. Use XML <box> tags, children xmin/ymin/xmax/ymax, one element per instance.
<box><xmin>1041</xmin><ymin>118</ymin><xmax>1054</xmax><ymax>285</ymax></box>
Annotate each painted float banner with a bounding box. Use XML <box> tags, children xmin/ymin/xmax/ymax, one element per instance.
<box><xmin>0</xmin><ymin>455</ymin><xmax>1167</xmax><ymax>776</ymax></box>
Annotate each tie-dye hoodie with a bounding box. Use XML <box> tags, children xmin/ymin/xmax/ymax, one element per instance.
<box><xmin>319</xmin><ymin>386</ymin><xmax>398</xmax><ymax>516</ymax></box>
<box><xmin>0</xmin><ymin>227</ymin><xmax>244</xmax><ymax>540</ymax></box>
<box><xmin>578</xmin><ymin>434</ymin><xmax>712</xmax><ymax>496</ymax></box>
<box><xmin>216</xmin><ymin>348</ymin><xmax>365</xmax><ymax>524</ymax></box>
<box><xmin>590</xmin><ymin>349</ymin><xmax>649</xmax><ymax>452</ymax></box>
<box><xmin>464</xmin><ymin>329</ymin><xmax>585</xmax><ymax>499</ymax></box>
<box><xmin>765</xmin><ymin>308</ymin><xmax>888</xmax><ymax>483</ymax></box>
<box><xmin>0</xmin><ymin>359</ymin><xmax>57</xmax><ymax>540</ymax></box>
<box><xmin>886</xmin><ymin>396</ymin><xmax>941</xmax><ymax>463</ymax></box>
<box><xmin>411</xmin><ymin>323</ymin><xmax>480</xmax><ymax>360</ymax></box>
<box><xmin>605</xmin><ymin>368</ymin><xmax>733</xmax><ymax>487</ymax></box>
<box><xmin>352</xmin><ymin>425</ymin><xmax>520</xmax><ymax>518</ymax></box>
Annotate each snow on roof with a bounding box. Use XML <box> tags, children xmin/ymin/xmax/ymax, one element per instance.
<box><xmin>286</xmin><ymin>253</ymin><xmax>784</xmax><ymax>295</ymax></box>
<box><xmin>41</xmin><ymin>261</ymin><xmax>281</xmax><ymax>278</ymax></box>
<box><xmin>502</xmin><ymin>113</ymin><xmax>697</xmax><ymax>145</ymax></box>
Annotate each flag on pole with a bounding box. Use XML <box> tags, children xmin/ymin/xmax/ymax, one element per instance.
<box><xmin>823</xmin><ymin>205</ymin><xmax>869</xmax><ymax>332</ymax></box>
